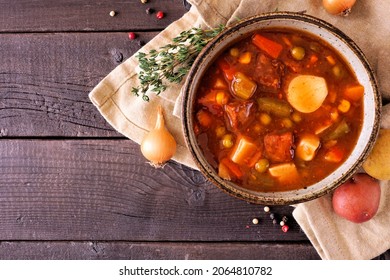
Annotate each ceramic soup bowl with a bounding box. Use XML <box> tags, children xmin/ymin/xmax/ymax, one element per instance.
<box><xmin>182</xmin><ymin>12</ymin><xmax>380</xmax><ymax>205</ymax></box>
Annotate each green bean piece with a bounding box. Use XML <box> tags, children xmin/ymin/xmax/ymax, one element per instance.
<box><xmin>257</xmin><ymin>97</ymin><xmax>292</xmax><ymax>117</ymax></box>
<box><xmin>325</xmin><ymin>119</ymin><xmax>350</xmax><ymax>140</ymax></box>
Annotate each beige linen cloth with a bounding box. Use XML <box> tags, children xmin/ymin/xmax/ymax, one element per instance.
<box><xmin>89</xmin><ymin>0</ymin><xmax>390</xmax><ymax>259</ymax></box>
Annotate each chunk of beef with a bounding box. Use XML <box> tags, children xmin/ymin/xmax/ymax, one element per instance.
<box><xmin>224</xmin><ymin>101</ymin><xmax>256</xmax><ymax>130</ymax></box>
<box><xmin>253</xmin><ymin>53</ymin><xmax>285</xmax><ymax>93</ymax></box>
<box><xmin>264</xmin><ymin>132</ymin><xmax>294</xmax><ymax>163</ymax></box>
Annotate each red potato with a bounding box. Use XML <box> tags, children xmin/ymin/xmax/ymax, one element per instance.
<box><xmin>332</xmin><ymin>173</ymin><xmax>381</xmax><ymax>223</ymax></box>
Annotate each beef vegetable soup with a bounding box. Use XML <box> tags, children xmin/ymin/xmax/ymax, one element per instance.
<box><xmin>193</xmin><ymin>28</ymin><xmax>364</xmax><ymax>192</ymax></box>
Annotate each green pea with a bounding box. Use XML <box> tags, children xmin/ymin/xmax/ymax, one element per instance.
<box><xmin>255</xmin><ymin>159</ymin><xmax>270</xmax><ymax>173</ymax></box>
<box><xmin>291</xmin><ymin>46</ymin><xmax>305</xmax><ymax>60</ymax></box>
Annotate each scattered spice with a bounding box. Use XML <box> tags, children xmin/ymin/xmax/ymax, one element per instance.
<box><xmin>252</xmin><ymin>218</ymin><xmax>259</xmax><ymax>225</ymax></box>
<box><xmin>128</xmin><ymin>32</ymin><xmax>137</xmax><ymax>40</ymax></box>
<box><xmin>264</xmin><ymin>206</ymin><xmax>270</xmax><ymax>212</ymax></box>
<box><xmin>279</xmin><ymin>221</ymin><xmax>285</xmax><ymax>226</ymax></box>
<box><xmin>140</xmin><ymin>0</ymin><xmax>148</xmax><ymax>3</ymax></box>
<box><xmin>156</xmin><ymin>11</ymin><xmax>165</xmax><ymax>19</ymax></box>
<box><xmin>109</xmin><ymin>10</ymin><xmax>116</xmax><ymax>17</ymax></box>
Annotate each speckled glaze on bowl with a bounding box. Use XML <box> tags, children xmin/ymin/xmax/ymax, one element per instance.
<box><xmin>182</xmin><ymin>12</ymin><xmax>381</xmax><ymax>205</ymax></box>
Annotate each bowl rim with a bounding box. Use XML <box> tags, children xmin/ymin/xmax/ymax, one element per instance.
<box><xmin>181</xmin><ymin>12</ymin><xmax>381</xmax><ymax>205</ymax></box>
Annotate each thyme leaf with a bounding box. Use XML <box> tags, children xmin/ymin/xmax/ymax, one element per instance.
<box><xmin>132</xmin><ymin>24</ymin><xmax>225</xmax><ymax>101</ymax></box>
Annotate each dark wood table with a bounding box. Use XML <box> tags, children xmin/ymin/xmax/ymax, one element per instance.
<box><xmin>0</xmin><ymin>0</ymin><xmax>388</xmax><ymax>260</ymax></box>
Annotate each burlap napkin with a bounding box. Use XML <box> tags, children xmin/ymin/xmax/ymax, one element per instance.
<box><xmin>89</xmin><ymin>0</ymin><xmax>390</xmax><ymax>259</ymax></box>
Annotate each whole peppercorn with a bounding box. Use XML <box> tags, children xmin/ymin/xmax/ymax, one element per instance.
<box><xmin>140</xmin><ymin>0</ymin><xmax>148</xmax><ymax>3</ymax></box>
<box><xmin>252</xmin><ymin>218</ymin><xmax>259</xmax><ymax>225</ymax></box>
<box><xmin>281</xmin><ymin>225</ymin><xmax>289</xmax><ymax>232</ymax></box>
<box><xmin>264</xmin><ymin>206</ymin><xmax>270</xmax><ymax>213</ymax></box>
<box><xmin>109</xmin><ymin>10</ymin><xmax>116</xmax><ymax>17</ymax></box>
<box><xmin>146</xmin><ymin>8</ymin><xmax>154</xmax><ymax>14</ymax></box>
<box><xmin>128</xmin><ymin>32</ymin><xmax>136</xmax><ymax>40</ymax></box>
<box><xmin>279</xmin><ymin>221</ymin><xmax>285</xmax><ymax>226</ymax></box>
<box><xmin>156</xmin><ymin>11</ymin><xmax>164</xmax><ymax>19</ymax></box>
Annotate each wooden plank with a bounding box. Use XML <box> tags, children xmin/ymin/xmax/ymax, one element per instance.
<box><xmin>0</xmin><ymin>32</ymin><xmax>160</xmax><ymax>137</ymax></box>
<box><xmin>0</xmin><ymin>139</ymin><xmax>307</xmax><ymax>242</ymax></box>
<box><xmin>0</xmin><ymin>241</ymin><xmax>320</xmax><ymax>260</ymax></box>
<box><xmin>0</xmin><ymin>0</ymin><xmax>188</xmax><ymax>32</ymax></box>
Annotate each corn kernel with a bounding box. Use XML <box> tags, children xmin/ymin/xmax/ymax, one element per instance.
<box><xmin>253</xmin><ymin>123</ymin><xmax>262</xmax><ymax>133</ymax></box>
<box><xmin>332</xmin><ymin>65</ymin><xmax>342</xmax><ymax>78</ymax></box>
<box><xmin>338</xmin><ymin>99</ymin><xmax>351</xmax><ymax>113</ymax></box>
<box><xmin>229</xmin><ymin>48</ymin><xmax>239</xmax><ymax>57</ymax></box>
<box><xmin>238</xmin><ymin>52</ymin><xmax>252</xmax><ymax>64</ymax></box>
<box><xmin>326</xmin><ymin>55</ymin><xmax>336</xmax><ymax>65</ymax></box>
<box><xmin>259</xmin><ymin>113</ymin><xmax>272</xmax><ymax>125</ymax></box>
<box><xmin>216</xmin><ymin>91</ymin><xmax>229</xmax><ymax>105</ymax></box>
<box><xmin>215</xmin><ymin>126</ymin><xmax>226</xmax><ymax>138</ymax></box>
<box><xmin>222</xmin><ymin>134</ymin><xmax>234</xmax><ymax>148</ymax></box>
<box><xmin>282</xmin><ymin>118</ymin><xmax>293</xmax><ymax>128</ymax></box>
<box><xmin>291</xmin><ymin>112</ymin><xmax>302</xmax><ymax>123</ymax></box>
<box><xmin>330</xmin><ymin>108</ymin><xmax>339</xmax><ymax>121</ymax></box>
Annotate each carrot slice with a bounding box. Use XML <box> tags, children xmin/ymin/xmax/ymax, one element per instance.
<box><xmin>324</xmin><ymin>146</ymin><xmax>345</xmax><ymax>163</ymax></box>
<box><xmin>344</xmin><ymin>84</ymin><xmax>364</xmax><ymax>102</ymax></box>
<box><xmin>196</xmin><ymin>109</ymin><xmax>213</xmax><ymax>128</ymax></box>
<box><xmin>252</xmin><ymin>34</ymin><xmax>283</xmax><ymax>59</ymax></box>
<box><xmin>220</xmin><ymin>158</ymin><xmax>243</xmax><ymax>179</ymax></box>
<box><xmin>217</xmin><ymin>58</ymin><xmax>236</xmax><ymax>80</ymax></box>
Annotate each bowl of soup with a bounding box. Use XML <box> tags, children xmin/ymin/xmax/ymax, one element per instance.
<box><xmin>181</xmin><ymin>12</ymin><xmax>381</xmax><ymax>205</ymax></box>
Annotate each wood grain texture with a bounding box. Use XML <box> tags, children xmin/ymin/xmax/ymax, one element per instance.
<box><xmin>0</xmin><ymin>0</ymin><xmax>188</xmax><ymax>32</ymax></box>
<box><xmin>0</xmin><ymin>32</ymin><xmax>159</xmax><ymax>137</ymax></box>
<box><xmin>0</xmin><ymin>241</ymin><xmax>320</xmax><ymax>260</ymax></box>
<box><xmin>0</xmin><ymin>139</ymin><xmax>306</xmax><ymax>241</ymax></box>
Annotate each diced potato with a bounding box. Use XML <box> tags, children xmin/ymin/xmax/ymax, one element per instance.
<box><xmin>296</xmin><ymin>133</ymin><xmax>320</xmax><ymax>161</ymax></box>
<box><xmin>315</xmin><ymin>121</ymin><xmax>333</xmax><ymax>135</ymax></box>
<box><xmin>230</xmin><ymin>135</ymin><xmax>258</xmax><ymax>165</ymax></box>
<box><xmin>268</xmin><ymin>162</ymin><xmax>299</xmax><ymax>183</ymax></box>
<box><xmin>232</xmin><ymin>72</ymin><xmax>257</xmax><ymax>100</ymax></box>
<box><xmin>287</xmin><ymin>75</ymin><xmax>328</xmax><ymax>113</ymax></box>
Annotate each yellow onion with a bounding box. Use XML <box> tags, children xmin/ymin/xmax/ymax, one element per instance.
<box><xmin>141</xmin><ymin>105</ymin><xmax>177</xmax><ymax>167</ymax></box>
<box><xmin>322</xmin><ymin>0</ymin><xmax>357</xmax><ymax>16</ymax></box>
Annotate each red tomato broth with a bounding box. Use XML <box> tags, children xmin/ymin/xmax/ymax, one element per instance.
<box><xmin>193</xmin><ymin>28</ymin><xmax>363</xmax><ymax>192</ymax></box>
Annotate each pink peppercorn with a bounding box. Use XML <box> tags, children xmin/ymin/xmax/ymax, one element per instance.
<box><xmin>281</xmin><ymin>225</ymin><xmax>289</xmax><ymax>233</ymax></box>
<box><xmin>156</xmin><ymin>11</ymin><xmax>164</xmax><ymax>19</ymax></box>
<box><xmin>128</xmin><ymin>32</ymin><xmax>136</xmax><ymax>40</ymax></box>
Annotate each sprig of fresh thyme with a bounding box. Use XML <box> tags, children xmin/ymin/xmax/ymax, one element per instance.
<box><xmin>132</xmin><ymin>25</ymin><xmax>225</xmax><ymax>101</ymax></box>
